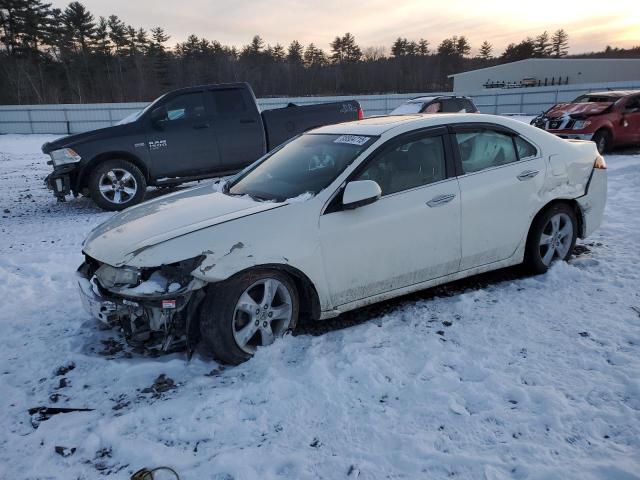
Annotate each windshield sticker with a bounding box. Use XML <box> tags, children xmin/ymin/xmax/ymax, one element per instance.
<box><xmin>334</xmin><ymin>135</ymin><xmax>370</xmax><ymax>146</ymax></box>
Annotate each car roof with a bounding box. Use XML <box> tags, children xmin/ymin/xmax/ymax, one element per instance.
<box><xmin>581</xmin><ymin>90</ymin><xmax>640</xmax><ymax>98</ymax></box>
<box><xmin>408</xmin><ymin>95</ymin><xmax>471</xmax><ymax>103</ymax></box>
<box><xmin>312</xmin><ymin>113</ymin><xmax>515</xmax><ymax>136</ymax></box>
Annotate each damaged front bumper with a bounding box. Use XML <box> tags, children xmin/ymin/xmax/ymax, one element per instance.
<box><xmin>44</xmin><ymin>164</ymin><xmax>78</xmax><ymax>201</ymax></box>
<box><xmin>77</xmin><ymin>258</ymin><xmax>207</xmax><ymax>353</ymax></box>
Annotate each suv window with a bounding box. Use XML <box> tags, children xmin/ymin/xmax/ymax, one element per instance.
<box><xmin>357</xmin><ymin>135</ymin><xmax>446</xmax><ymax>195</ymax></box>
<box><xmin>442</xmin><ymin>99</ymin><xmax>461</xmax><ymax>113</ymax></box>
<box><xmin>162</xmin><ymin>92</ymin><xmax>206</xmax><ymax>122</ymax></box>
<box><xmin>213</xmin><ymin>89</ymin><xmax>247</xmax><ymax>115</ymax></box>
<box><xmin>460</xmin><ymin>99</ymin><xmax>477</xmax><ymax>113</ymax></box>
<box><xmin>455</xmin><ymin>130</ymin><xmax>518</xmax><ymax>174</ymax></box>
<box><xmin>514</xmin><ymin>136</ymin><xmax>537</xmax><ymax>159</ymax></box>
<box><xmin>624</xmin><ymin>96</ymin><xmax>640</xmax><ymax>112</ymax></box>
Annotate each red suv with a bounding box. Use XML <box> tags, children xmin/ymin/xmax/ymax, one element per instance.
<box><xmin>531</xmin><ymin>90</ymin><xmax>640</xmax><ymax>153</ymax></box>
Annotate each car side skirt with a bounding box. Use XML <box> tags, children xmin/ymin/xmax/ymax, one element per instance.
<box><xmin>319</xmin><ymin>248</ymin><xmax>525</xmax><ymax>320</ymax></box>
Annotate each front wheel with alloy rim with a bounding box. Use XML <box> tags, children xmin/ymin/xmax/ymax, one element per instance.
<box><xmin>88</xmin><ymin>159</ymin><xmax>146</xmax><ymax>211</ymax></box>
<box><xmin>524</xmin><ymin>203</ymin><xmax>578</xmax><ymax>274</ymax></box>
<box><xmin>199</xmin><ymin>269</ymin><xmax>299</xmax><ymax>365</ymax></box>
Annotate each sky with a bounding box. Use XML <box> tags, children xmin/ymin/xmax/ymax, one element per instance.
<box><xmin>50</xmin><ymin>0</ymin><xmax>640</xmax><ymax>55</ymax></box>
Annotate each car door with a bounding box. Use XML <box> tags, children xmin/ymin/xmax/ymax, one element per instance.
<box><xmin>146</xmin><ymin>90</ymin><xmax>221</xmax><ymax>178</ymax></box>
<box><xmin>619</xmin><ymin>95</ymin><xmax>640</xmax><ymax>145</ymax></box>
<box><xmin>452</xmin><ymin>125</ymin><xmax>547</xmax><ymax>271</ymax></box>
<box><xmin>208</xmin><ymin>87</ymin><xmax>266</xmax><ymax>171</ymax></box>
<box><xmin>319</xmin><ymin>129</ymin><xmax>462</xmax><ymax>307</ymax></box>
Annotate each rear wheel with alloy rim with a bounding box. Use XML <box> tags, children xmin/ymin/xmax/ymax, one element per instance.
<box><xmin>199</xmin><ymin>269</ymin><xmax>299</xmax><ymax>365</ymax></box>
<box><xmin>88</xmin><ymin>159</ymin><xmax>146</xmax><ymax>211</ymax></box>
<box><xmin>525</xmin><ymin>203</ymin><xmax>577</xmax><ymax>274</ymax></box>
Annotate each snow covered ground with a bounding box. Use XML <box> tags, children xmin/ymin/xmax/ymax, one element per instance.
<box><xmin>1</xmin><ymin>134</ymin><xmax>639</xmax><ymax>480</ymax></box>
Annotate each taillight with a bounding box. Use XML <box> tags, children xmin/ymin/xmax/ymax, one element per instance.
<box><xmin>357</xmin><ymin>107</ymin><xmax>364</xmax><ymax>120</ymax></box>
<box><xmin>594</xmin><ymin>155</ymin><xmax>607</xmax><ymax>169</ymax></box>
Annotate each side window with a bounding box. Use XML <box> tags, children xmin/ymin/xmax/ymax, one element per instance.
<box><xmin>461</xmin><ymin>99</ymin><xmax>477</xmax><ymax>112</ymax></box>
<box><xmin>455</xmin><ymin>129</ymin><xmax>518</xmax><ymax>174</ymax></box>
<box><xmin>213</xmin><ymin>89</ymin><xmax>247</xmax><ymax>115</ymax></box>
<box><xmin>357</xmin><ymin>135</ymin><xmax>447</xmax><ymax>195</ymax></box>
<box><xmin>162</xmin><ymin>92</ymin><xmax>206</xmax><ymax>123</ymax></box>
<box><xmin>442</xmin><ymin>99</ymin><xmax>461</xmax><ymax>113</ymax></box>
<box><xmin>514</xmin><ymin>136</ymin><xmax>538</xmax><ymax>159</ymax></box>
<box><xmin>624</xmin><ymin>96</ymin><xmax>640</xmax><ymax>112</ymax></box>
<box><xmin>423</xmin><ymin>102</ymin><xmax>442</xmax><ymax>113</ymax></box>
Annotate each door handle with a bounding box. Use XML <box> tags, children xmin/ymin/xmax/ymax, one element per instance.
<box><xmin>193</xmin><ymin>123</ymin><xmax>211</xmax><ymax>129</ymax></box>
<box><xmin>427</xmin><ymin>193</ymin><xmax>456</xmax><ymax>207</ymax></box>
<box><xmin>240</xmin><ymin>118</ymin><xmax>257</xmax><ymax>124</ymax></box>
<box><xmin>517</xmin><ymin>170</ymin><xmax>539</xmax><ymax>181</ymax></box>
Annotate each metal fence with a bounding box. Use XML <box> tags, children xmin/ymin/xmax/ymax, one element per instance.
<box><xmin>1</xmin><ymin>80</ymin><xmax>639</xmax><ymax>135</ymax></box>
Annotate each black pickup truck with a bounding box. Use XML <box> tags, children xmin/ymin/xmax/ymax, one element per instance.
<box><xmin>43</xmin><ymin>82</ymin><xmax>363</xmax><ymax>210</ymax></box>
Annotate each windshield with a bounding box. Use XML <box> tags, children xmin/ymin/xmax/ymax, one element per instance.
<box><xmin>228</xmin><ymin>133</ymin><xmax>376</xmax><ymax>201</ymax></box>
<box><xmin>572</xmin><ymin>94</ymin><xmax>619</xmax><ymax>104</ymax></box>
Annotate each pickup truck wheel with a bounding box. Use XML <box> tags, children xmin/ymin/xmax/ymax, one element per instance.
<box><xmin>88</xmin><ymin>159</ymin><xmax>146</xmax><ymax>211</ymax></box>
<box><xmin>592</xmin><ymin>129</ymin><xmax>612</xmax><ymax>154</ymax></box>
<box><xmin>199</xmin><ymin>270</ymin><xmax>299</xmax><ymax>365</ymax></box>
<box><xmin>524</xmin><ymin>203</ymin><xmax>577</xmax><ymax>274</ymax></box>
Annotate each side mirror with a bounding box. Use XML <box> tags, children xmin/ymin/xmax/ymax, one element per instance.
<box><xmin>150</xmin><ymin>106</ymin><xmax>168</xmax><ymax>129</ymax></box>
<box><xmin>342</xmin><ymin>180</ymin><xmax>381</xmax><ymax>209</ymax></box>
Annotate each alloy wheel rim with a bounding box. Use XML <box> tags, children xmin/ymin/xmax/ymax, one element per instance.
<box><xmin>539</xmin><ymin>212</ymin><xmax>573</xmax><ymax>266</ymax></box>
<box><xmin>98</xmin><ymin>168</ymin><xmax>137</xmax><ymax>204</ymax></box>
<box><xmin>232</xmin><ymin>278</ymin><xmax>293</xmax><ymax>353</ymax></box>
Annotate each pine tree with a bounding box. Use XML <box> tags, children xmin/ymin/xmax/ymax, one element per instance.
<box><xmin>455</xmin><ymin>36</ymin><xmax>471</xmax><ymax>56</ymax></box>
<box><xmin>331</xmin><ymin>33</ymin><xmax>361</xmax><ymax>63</ymax></box>
<box><xmin>479</xmin><ymin>41</ymin><xmax>493</xmax><ymax>59</ymax></box>
<box><xmin>417</xmin><ymin>38</ymin><xmax>429</xmax><ymax>56</ymax></box>
<box><xmin>551</xmin><ymin>29</ymin><xmax>569</xmax><ymax>57</ymax></box>
<box><xmin>534</xmin><ymin>31</ymin><xmax>551</xmax><ymax>57</ymax></box>
<box><xmin>93</xmin><ymin>16</ymin><xmax>111</xmax><ymax>56</ymax></box>
<box><xmin>287</xmin><ymin>40</ymin><xmax>303</xmax><ymax>64</ymax></box>
<box><xmin>107</xmin><ymin>15</ymin><xmax>126</xmax><ymax>54</ymax></box>
<box><xmin>391</xmin><ymin>37</ymin><xmax>408</xmax><ymax>57</ymax></box>
<box><xmin>63</xmin><ymin>1</ymin><xmax>96</xmax><ymax>54</ymax></box>
<box><xmin>303</xmin><ymin>43</ymin><xmax>326</xmax><ymax>66</ymax></box>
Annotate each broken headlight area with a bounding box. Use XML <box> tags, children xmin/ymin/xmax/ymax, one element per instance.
<box><xmin>77</xmin><ymin>255</ymin><xmax>207</xmax><ymax>353</ymax></box>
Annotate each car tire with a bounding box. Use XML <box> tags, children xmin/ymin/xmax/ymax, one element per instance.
<box><xmin>199</xmin><ymin>269</ymin><xmax>299</xmax><ymax>365</ymax></box>
<box><xmin>524</xmin><ymin>203</ymin><xmax>578</xmax><ymax>274</ymax></box>
<box><xmin>88</xmin><ymin>159</ymin><xmax>146</xmax><ymax>211</ymax></box>
<box><xmin>592</xmin><ymin>129</ymin><xmax>612</xmax><ymax>154</ymax></box>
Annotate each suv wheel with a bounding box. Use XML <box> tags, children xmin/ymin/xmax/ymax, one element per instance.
<box><xmin>199</xmin><ymin>269</ymin><xmax>299</xmax><ymax>365</ymax></box>
<box><xmin>592</xmin><ymin>129</ymin><xmax>612</xmax><ymax>154</ymax></box>
<box><xmin>88</xmin><ymin>159</ymin><xmax>146</xmax><ymax>211</ymax></box>
<box><xmin>525</xmin><ymin>203</ymin><xmax>577</xmax><ymax>274</ymax></box>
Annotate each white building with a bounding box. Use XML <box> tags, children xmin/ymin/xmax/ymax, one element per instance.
<box><xmin>449</xmin><ymin>58</ymin><xmax>640</xmax><ymax>92</ymax></box>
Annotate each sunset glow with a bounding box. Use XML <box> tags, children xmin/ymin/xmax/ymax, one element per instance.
<box><xmin>50</xmin><ymin>0</ymin><xmax>640</xmax><ymax>54</ymax></box>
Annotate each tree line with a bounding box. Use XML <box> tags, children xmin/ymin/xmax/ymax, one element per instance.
<box><xmin>0</xmin><ymin>0</ymin><xmax>637</xmax><ymax>105</ymax></box>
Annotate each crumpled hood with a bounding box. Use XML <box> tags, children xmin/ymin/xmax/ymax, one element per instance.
<box><xmin>546</xmin><ymin>102</ymin><xmax>612</xmax><ymax>119</ymax></box>
<box><xmin>83</xmin><ymin>184</ymin><xmax>282</xmax><ymax>266</ymax></box>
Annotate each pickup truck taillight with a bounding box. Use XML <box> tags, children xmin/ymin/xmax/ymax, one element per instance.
<box><xmin>358</xmin><ymin>107</ymin><xmax>364</xmax><ymax>120</ymax></box>
<box><xmin>594</xmin><ymin>155</ymin><xmax>607</xmax><ymax>169</ymax></box>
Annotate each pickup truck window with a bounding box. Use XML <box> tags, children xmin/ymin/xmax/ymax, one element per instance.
<box><xmin>228</xmin><ymin>134</ymin><xmax>375</xmax><ymax>201</ymax></box>
<box><xmin>163</xmin><ymin>92</ymin><xmax>206</xmax><ymax>122</ymax></box>
<box><xmin>213</xmin><ymin>89</ymin><xmax>247</xmax><ymax>115</ymax></box>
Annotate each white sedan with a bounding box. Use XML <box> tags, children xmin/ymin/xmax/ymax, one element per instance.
<box><xmin>78</xmin><ymin>114</ymin><xmax>607</xmax><ymax>364</ymax></box>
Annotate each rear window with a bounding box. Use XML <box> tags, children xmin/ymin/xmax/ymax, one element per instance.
<box><xmin>390</xmin><ymin>102</ymin><xmax>424</xmax><ymax>115</ymax></box>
